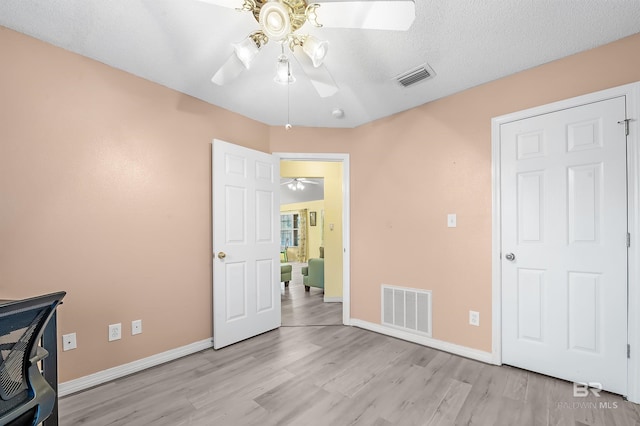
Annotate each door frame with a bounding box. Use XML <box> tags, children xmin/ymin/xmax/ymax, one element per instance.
<box><xmin>274</xmin><ymin>152</ymin><xmax>351</xmax><ymax>326</ymax></box>
<box><xmin>491</xmin><ymin>82</ymin><xmax>640</xmax><ymax>403</ymax></box>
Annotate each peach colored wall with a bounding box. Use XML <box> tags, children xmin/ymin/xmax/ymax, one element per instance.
<box><xmin>270</xmin><ymin>33</ymin><xmax>640</xmax><ymax>352</ymax></box>
<box><xmin>2</xmin><ymin>23</ymin><xmax>640</xmax><ymax>384</ymax></box>
<box><xmin>0</xmin><ymin>27</ymin><xmax>269</xmax><ymax>381</ymax></box>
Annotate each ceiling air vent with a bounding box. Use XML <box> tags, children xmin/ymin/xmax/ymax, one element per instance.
<box><xmin>395</xmin><ymin>64</ymin><xmax>435</xmax><ymax>87</ymax></box>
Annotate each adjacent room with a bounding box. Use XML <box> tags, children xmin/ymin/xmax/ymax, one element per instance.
<box><xmin>279</xmin><ymin>167</ymin><xmax>343</xmax><ymax>327</ymax></box>
<box><xmin>2</xmin><ymin>1</ymin><xmax>640</xmax><ymax>424</ymax></box>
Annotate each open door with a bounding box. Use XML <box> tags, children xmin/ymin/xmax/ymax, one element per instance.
<box><xmin>212</xmin><ymin>139</ymin><xmax>281</xmax><ymax>349</ymax></box>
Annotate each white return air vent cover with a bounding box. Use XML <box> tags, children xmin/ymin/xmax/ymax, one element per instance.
<box><xmin>394</xmin><ymin>64</ymin><xmax>435</xmax><ymax>87</ymax></box>
<box><xmin>382</xmin><ymin>285</ymin><xmax>432</xmax><ymax>337</ymax></box>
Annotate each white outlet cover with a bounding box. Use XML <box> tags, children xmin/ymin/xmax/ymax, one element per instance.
<box><xmin>109</xmin><ymin>323</ymin><xmax>122</xmax><ymax>341</ymax></box>
<box><xmin>447</xmin><ymin>213</ymin><xmax>457</xmax><ymax>228</ymax></box>
<box><xmin>469</xmin><ymin>310</ymin><xmax>480</xmax><ymax>326</ymax></box>
<box><xmin>62</xmin><ymin>332</ymin><xmax>77</xmax><ymax>351</ymax></box>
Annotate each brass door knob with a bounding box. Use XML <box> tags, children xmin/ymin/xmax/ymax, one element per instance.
<box><xmin>217</xmin><ymin>252</ymin><xmax>226</xmax><ymax>259</ymax></box>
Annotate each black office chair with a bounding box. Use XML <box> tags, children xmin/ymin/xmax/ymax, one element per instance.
<box><xmin>0</xmin><ymin>292</ymin><xmax>66</xmax><ymax>426</ymax></box>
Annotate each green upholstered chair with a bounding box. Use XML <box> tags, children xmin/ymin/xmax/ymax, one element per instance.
<box><xmin>301</xmin><ymin>258</ymin><xmax>324</xmax><ymax>291</ymax></box>
<box><xmin>280</xmin><ymin>264</ymin><xmax>292</xmax><ymax>287</ymax></box>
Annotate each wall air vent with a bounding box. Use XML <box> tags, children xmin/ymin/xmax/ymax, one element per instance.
<box><xmin>395</xmin><ymin>64</ymin><xmax>435</xmax><ymax>87</ymax></box>
<box><xmin>382</xmin><ymin>284</ymin><xmax>432</xmax><ymax>337</ymax></box>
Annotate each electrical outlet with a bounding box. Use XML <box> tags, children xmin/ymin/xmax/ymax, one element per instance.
<box><xmin>109</xmin><ymin>323</ymin><xmax>122</xmax><ymax>341</ymax></box>
<box><xmin>132</xmin><ymin>319</ymin><xmax>142</xmax><ymax>336</ymax></box>
<box><xmin>62</xmin><ymin>333</ymin><xmax>77</xmax><ymax>351</ymax></box>
<box><xmin>447</xmin><ymin>213</ymin><xmax>457</xmax><ymax>228</ymax></box>
<box><xmin>469</xmin><ymin>310</ymin><xmax>480</xmax><ymax>327</ymax></box>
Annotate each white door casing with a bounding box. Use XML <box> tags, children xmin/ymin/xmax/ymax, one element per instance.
<box><xmin>212</xmin><ymin>139</ymin><xmax>281</xmax><ymax>350</ymax></box>
<box><xmin>500</xmin><ymin>97</ymin><xmax>628</xmax><ymax>394</ymax></box>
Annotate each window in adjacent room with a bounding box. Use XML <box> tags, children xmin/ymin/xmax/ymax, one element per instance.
<box><xmin>280</xmin><ymin>213</ymin><xmax>299</xmax><ymax>247</ymax></box>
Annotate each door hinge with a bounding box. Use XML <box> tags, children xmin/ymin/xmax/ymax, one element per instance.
<box><xmin>628</xmin><ymin>344</ymin><xmax>631</xmax><ymax>359</ymax></box>
<box><xmin>618</xmin><ymin>119</ymin><xmax>630</xmax><ymax>136</ymax></box>
<box><xmin>628</xmin><ymin>233</ymin><xmax>631</xmax><ymax>248</ymax></box>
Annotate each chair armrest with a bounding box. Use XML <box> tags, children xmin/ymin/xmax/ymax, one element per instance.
<box><xmin>306</xmin><ymin>258</ymin><xmax>324</xmax><ymax>288</ymax></box>
<box><xmin>30</xmin><ymin>346</ymin><xmax>49</xmax><ymax>365</ymax></box>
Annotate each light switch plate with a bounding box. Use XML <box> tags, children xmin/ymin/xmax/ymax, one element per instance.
<box><xmin>447</xmin><ymin>214</ymin><xmax>457</xmax><ymax>228</ymax></box>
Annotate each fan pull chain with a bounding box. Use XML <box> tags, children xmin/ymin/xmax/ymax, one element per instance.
<box><xmin>284</xmin><ymin>42</ymin><xmax>292</xmax><ymax>130</ymax></box>
<box><xmin>286</xmin><ymin>74</ymin><xmax>292</xmax><ymax>130</ymax></box>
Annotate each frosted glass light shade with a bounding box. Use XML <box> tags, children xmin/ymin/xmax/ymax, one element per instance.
<box><xmin>274</xmin><ymin>54</ymin><xmax>295</xmax><ymax>84</ymax></box>
<box><xmin>233</xmin><ymin>37</ymin><xmax>259</xmax><ymax>69</ymax></box>
<box><xmin>302</xmin><ymin>35</ymin><xmax>329</xmax><ymax>68</ymax></box>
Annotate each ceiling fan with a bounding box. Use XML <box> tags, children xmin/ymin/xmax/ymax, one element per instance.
<box><xmin>201</xmin><ymin>0</ymin><xmax>416</xmax><ymax>97</ymax></box>
<box><xmin>281</xmin><ymin>178</ymin><xmax>320</xmax><ymax>190</ymax></box>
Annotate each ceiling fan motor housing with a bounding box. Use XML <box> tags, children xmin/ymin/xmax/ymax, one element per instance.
<box><xmin>256</xmin><ymin>0</ymin><xmax>309</xmax><ymax>41</ymax></box>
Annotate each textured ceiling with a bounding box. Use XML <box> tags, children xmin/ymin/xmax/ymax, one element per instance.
<box><xmin>1</xmin><ymin>0</ymin><xmax>640</xmax><ymax>128</ymax></box>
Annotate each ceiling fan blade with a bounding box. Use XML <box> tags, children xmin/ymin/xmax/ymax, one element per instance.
<box><xmin>211</xmin><ymin>53</ymin><xmax>246</xmax><ymax>85</ymax></box>
<box><xmin>292</xmin><ymin>49</ymin><xmax>338</xmax><ymax>98</ymax></box>
<box><xmin>194</xmin><ymin>0</ymin><xmax>244</xmax><ymax>9</ymax></box>
<box><xmin>300</xmin><ymin>179</ymin><xmax>320</xmax><ymax>184</ymax></box>
<box><xmin>312</xmin><ymin>0</ymin><xmax>415</xmax><ymax>30</ymax></box>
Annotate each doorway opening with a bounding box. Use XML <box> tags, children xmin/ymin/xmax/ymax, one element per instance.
<box><xmin>279</xmin><ymin>176</ymin><xmax>341</xmax><ymax>326</ymax></box>
<box><xmin>275</xmin><ymin>153</ymin><xmax>351</xmax><ymax>326</ymax></box>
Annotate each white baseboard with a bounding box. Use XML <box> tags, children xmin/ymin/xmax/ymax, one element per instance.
<box><xmin>59</xmin><ymin>338</ymin><xmax>213</xmax><ymax>397</ymax></box>
<box><xmin>59</xmin><ymin>323</ymin><xmax>493</xmax><ymax>397</ymax></box>
<box><xmin>350</xmin><ymin>319</ymin><xmax>494</xmax><ymax>364</ymax></box>
<box><xmin>323</xmin><ymin>296</ymin><xmax>343</xmax><ymax>303</ymax></box>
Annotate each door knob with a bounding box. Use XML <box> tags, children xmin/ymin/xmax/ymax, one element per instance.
<box><xmin>505</xmin><ymin>253</ymin><xmax>515</xmax><ymax>261</ymax></box>
<box><xmin>217</xmin><ymin>252</ymin><xmax>226</xmax><ymax>259</ymax></box>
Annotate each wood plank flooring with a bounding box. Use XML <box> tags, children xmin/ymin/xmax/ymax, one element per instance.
<box><xmin>59</xmin><ymin>268</ymin><xmax>639</xmax><ymax>425</ymax></box>
<box><xmin>281</xmin><ymin>262</ymin><xmax>342</xmax><ymax>327</ymax></box>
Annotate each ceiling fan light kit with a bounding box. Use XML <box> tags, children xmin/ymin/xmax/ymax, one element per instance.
<box><xmin>209</xmin><ymin>0</ymin><xmax>415</xmax><ymax>101</ymax></box>
<box><xmin>301</xmin><ymin>35</ymin><xmax>329</xmax><ymax>68</ymax></box>
<box><xmin>275</xmin><ymin>53</ymin><xmax>295</xmax><ymax>84</ymax></box>
<box><xmin>288</xmin><ymin>181</ymin><xmax>304</xmax><ymax>190</ymax></box>
<box><xmin>232</xmin><ymin>37</ymin><xmax>260</xmax><ymax>69</ymax></box>
<box><xmin>282</xmin><ymin>178</ymin><xmax>320</xmax><ymax>190</ymax></box>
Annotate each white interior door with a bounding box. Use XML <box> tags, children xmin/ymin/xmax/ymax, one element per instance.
<box><xmin>501</xmin><ymin>97</ymin><xmax>628</xmax><ymax>394</ymax></box>
<box><xmin>212</xmin><ymin>139</ymin><xmax>280</xmax><ymax>350</ymax></box>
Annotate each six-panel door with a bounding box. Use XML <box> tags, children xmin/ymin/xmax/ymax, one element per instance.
<box><xmin>501</xmin><ymin>97</ymin><xmax>628</xmax><ymax>394</ymax></box>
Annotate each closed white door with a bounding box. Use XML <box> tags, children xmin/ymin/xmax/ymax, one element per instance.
<box><xmin>212</xmin><ymin>139</ymin><xmax>280</xmax><ymax>350</ymax></box>
<box><xmin>501</xmin><ymin>97</ymin><xmax>628</xmax><ymax>394</ymax></box>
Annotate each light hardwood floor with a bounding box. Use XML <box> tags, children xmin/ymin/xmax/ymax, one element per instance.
<box><xmin>60</xmin><ymin>270</ymin><xmax>640</xmax><ymax>425</ymax></box>
<box><xmin>281</xmin><ymin>262</ymin><xmax>342</xmax><ymax>327</ymax></box>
